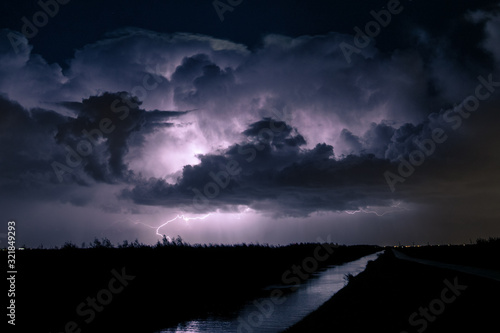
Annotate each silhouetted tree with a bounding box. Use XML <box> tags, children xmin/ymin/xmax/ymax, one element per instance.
<box><xmin>101</xmin><ymin>237</ymin><xmax>114</xmax><ymax>248</ymax></box>
<box><xmin>118</xmin><ymin>240</ymin><xmax>129</xmax><ymax>248</ymax></box>
<box><xmin>91</xmin><ymin>237</ymin><xmax>103</xmax><ymax>248</ymax></box>
<box><xmin>132</xmin><ymin>238</ymin><xmax>141</xmax><ymax>248</ymax></box>
<box><xmin>175</xmin><ymin>235</ymin><xmax>184</xmax><ymax>246</ymax></box>
<box><xmin>62</xmin><ymin>241</ymin><xmax>78</xmax><ymax>250</ymax></box>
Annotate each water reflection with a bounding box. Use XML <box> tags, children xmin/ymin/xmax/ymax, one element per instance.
<box><xmin>158</xmin><ymin>251</ymin><xmax>382</xmax><ymax>333</ymax></box>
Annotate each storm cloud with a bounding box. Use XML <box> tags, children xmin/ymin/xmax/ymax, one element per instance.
<box><xmin>1</xmin><ymin>0</ymin><xmax>500</xmax><ymax>246</ymax></box>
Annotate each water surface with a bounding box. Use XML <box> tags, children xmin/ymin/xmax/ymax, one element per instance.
<box><xmin>158</xmin><ymin>251</ymin><xmax>382</xmax><ymax>333</ymax></box>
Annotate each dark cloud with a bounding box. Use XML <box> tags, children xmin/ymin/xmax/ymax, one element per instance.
<box><xmin>54</xmin><ymin>92</ymin><xmax>190</xmax><ymax>182</ymax></box>
<box><xmin>0</xmin><ymin>95</ymin><xmax>62</xmax><ymax>183</ymax></box>
<box><xmin>172</xmin><ymin>54</ymin><xmax>236</xmax><ymax>108</ymax></box>
<box><xmin>120</xmin><ymin>118</ymin><xmax>398</xmax><ymax>216</ymax></box>
<box><xmin>0</xmin><ymin>92</ymin><xmax>190</xmax><ymax>190</ymax></box>
<box><xmin>121</xmin><ymin>82</ymin><xmax>500</xmax><ymax>219</ymax></box>
<box><xmin>1</xmin><ymin>1</ymin><xmax>500</xmax><ymax>246</ymax></box>
<box><xmin>362</xmin><ymin>123</ymin><xmax>396</xmax><ymax>158</ymax></box>
<box><xmin>339</xmin><ymin>129</ymin><xmax>363</xmax><ymax>155</ymax></box>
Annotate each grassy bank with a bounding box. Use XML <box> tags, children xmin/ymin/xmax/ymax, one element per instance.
<box><xmin>5</xmin><ymin>242</ymin><xmax>379</xmax><ymax>332</ymax></box>
<box><xmin>284</xmin><ymin>249</ymin><xmax>500</xmax><ymax>332</ymax></box>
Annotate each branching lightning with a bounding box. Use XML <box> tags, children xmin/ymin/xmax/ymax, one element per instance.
<box><xmin>154</xmin><ymin>214</ymin><xmax>212</xmax><ymax>240</ymax></box>
<box><xmin>131</xmin><ymin>213</ymin><xmax>213</xmax><ymax>241</ymax></box>
<box><xmin>130</xmin><ymin>207</ymin><xmax>256</xmax><ymax>242</ymax></box>
<box><xmin>344</xmin><ymin>201</ymin><xmax>408</xmax><ymax>216</ymax></box>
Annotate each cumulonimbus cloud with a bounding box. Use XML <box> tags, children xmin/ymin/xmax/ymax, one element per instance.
<box><xmin>1</xmin><ymin>4</ymin><xmax>500</xmax><ymax>222</ymax></box>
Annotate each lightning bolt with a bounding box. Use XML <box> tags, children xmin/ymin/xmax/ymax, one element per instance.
<box><xmin>344</xmin><ymin>201</ymin><xmax>408</xmax><ymax>216</ymax></box>
<box><xmin>131</xmin><ymin>214</ymin><xmax>214</xmax><ymax>242</ymax></box>
<box><xmin>154</xmin><ymin>214</ymin><xmax>212</xmax><ymax>240</ymax></box>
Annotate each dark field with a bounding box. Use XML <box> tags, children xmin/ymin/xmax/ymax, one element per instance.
<box><xmin>4</xmin><ymin>241</ymin><xmax>379</xmax><ymax>332</ymax></box>
<box><xmin>286</xmin><ymin>241</ymin><xmax>500</xmax><ymax>333</ymax></box>
<box><xmin>4</xmin><ymin>239</ymin><xmax>499</xmax><ymax>332</ymax></box>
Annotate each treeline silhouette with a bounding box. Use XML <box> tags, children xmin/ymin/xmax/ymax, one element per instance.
<box><xmin>56</xmin><ymin>235</ymin><xmax>290</xmax><ymax>250</ymax></box>
<box><xmin>398</xmin><ymin>237</ymin><xmax>500</xmax><ymax>270</ymax></box>
<box><xmin>475</xmin><ymin>236</ymin><xmax>500</xmax><ymax>247</ymax></box>
<box><xmin>9</xmin><ymin>238</ymin><xmax>380</xmax><ymax>333</ymax></box>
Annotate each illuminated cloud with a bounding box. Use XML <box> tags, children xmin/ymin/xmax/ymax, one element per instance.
<box><xmin>1</xmin><ymin>1</ymin><xmax>500</xmax><ymax>246</ymax></box>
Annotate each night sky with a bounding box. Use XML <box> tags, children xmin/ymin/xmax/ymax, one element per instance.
<box><xmin>1</xmin><ymin>0</ymin><xmax>499</xmax><ymax>247</ymax></box>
